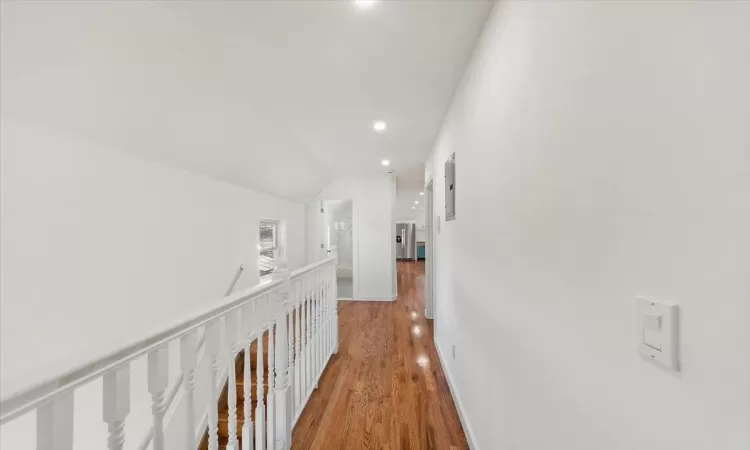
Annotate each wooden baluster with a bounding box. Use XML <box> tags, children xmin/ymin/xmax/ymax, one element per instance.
<box><xmin>147</xmin><ymin>346</ymin><xmax>169</xmax><ymax>450</ymax></box>
<box><xmin>314</xmin><ymin>270</ymin><xmax>321</xmax><ymax>383</ymax></box>
<box><xmin>313</xmin><ymin>270</ymin><xmax>318</xmax><ymax>383</ymax></box>
<box><xmin>305</xmin><ymin>274</ymin><xmax>315</xmax><ymax>395</ymax></box>
<box><xmin>323</xmin><ymin>269</ymin><xmax>327</xmax><ymax>361</ymax></box>
<box><xmin>324</xmin><ymin>270</ymin><xmax>328</xmax><ymax>359</ymax></box>
<box><xmin>321</xmin><ymin>270</ymin><xmax>326</xmax><ymax>356</ymax></box>
<box><xmin>180</xmin><ymin>331</ymin><xmax>198</xmax><ymax>449</ymax></box>
<box><xmin>242</xmin><ymin>303</ymin><xmax>254</xmax><ymax>450</ymax></box>
<box><xmin>328</xmin><ymin>266</ymin><xmax>334</xmax><ymax>354</ymax></box>
<box><xmin>321</xmin><ymin>271</ymin><xmax>326</xmax><ymax>368</ymax></box>
<box><xmin>36</xmin><ymin>393</ymin><xmax>73</xmax><ymax>450</ymax></box>
<box><xmin>287</xmin><ymin>295</ymin><xmax>295</xmax><ymax>429</ymax></box>
<box><xmin>255</xmin><ymin>297</ymin><xmax>266</xmax><ymax>450</ymax></box>
<box><xmin>273</xmin><ymin>268</ymin><xmax>291</xmax><ymax>450</ymax></box>
<box><xmin>321</xmin><ymin>270</ymin><xmax>327</xmax><ymax>358</ymax></box>
<box><xmin>295</xmin><ymin>280</ymin><xmax>303</xmax><ymax>414</ymax></box>
<box><xmin>332</xmin><ymin>263</ymin><xmax>339</xmax><ymax>354</ymax></box>
<box><xmin>330</xmin><ymin>266</ymin><xmax>335</xmax><ymax>353</ymax></box>
<box><xmin>318</xmin><ymin>269</ymin><xmax>326</xmax><ymax>372</ymax></box>
<box><xmin>225</xmin><ymin>310</ymin><xmax>240</xmax><ymax>450</ymax></box>
<box><xmin>103</xmin><ymin>364</ymin><xmax>130</xmax><ymax>450</ymax></box>
<box><xmin>331</xmin><ymin>264</ymin><xmax>337</xmax><ymax>353</ymax></box>
<box><xmin>300</xmin><ymin>275</ymin><xmax>310</xmax><ymax>396</ymax></box>
<box><xmin>322</xmin><ymin>269</ymin><xmax>328</xmax><ymax>361</ymax></box>
<box><xmin>206</xmin><ymin>320</ymin><xmax>221</xmax><ymax>450</ymax></box>
<box><xmin>300</xmin><ymin>276</ymin><xmax>307</xmax><ymax>403</ymax></box>
<box><xmin>266</xmin><ymin>320</ymin><xmax>276</xmax><ymax>450</ymax></box>
<box><xmin>312</xmin><ymin>270</ymin><xmax>317</xmax><ymax>383</ymax></box>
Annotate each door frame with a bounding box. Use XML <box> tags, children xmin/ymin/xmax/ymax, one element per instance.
<box><xmin>425</xmin><ymin>180</ymin><xmax>436</xmax><ymax>320</ymax></box>
<box><xmin>320</xmin><ymin>199</ymin><xmax>356</xmax><ymax>300</ymax></box>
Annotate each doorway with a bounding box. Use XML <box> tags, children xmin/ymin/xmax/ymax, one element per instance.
<box><xmin>425</xmin><ymin>181</ymin><xmax>435</xmax><ymax>320</ymax></box>
<box><xmin>321</xmin><ymin>199</ymin><xmax>354</xmax><ymax>300</ymax></box>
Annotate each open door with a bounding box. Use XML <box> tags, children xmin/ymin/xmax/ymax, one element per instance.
<box><xmin>321</xmin><ymin>199</ymin><xmax>354</xmax><ymax>299</ymax></box>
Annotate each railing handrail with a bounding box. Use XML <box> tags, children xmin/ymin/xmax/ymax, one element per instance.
<box><xmin>137</xmin><ymin>263</ymin><xmax>245</xmax><ymax>450</ymax></box>
<box><xmin>225</xmin><ymin>264</ymin><xmax>245</xmax><ymax>297</ymax></box>
<box><xmin>0</xmin><ymin>277</ymin><xmax>284</xmax><ymax>424</ymax></box>
<box><xmin>291</xmin><ymin>256</ymin><xmax>336</xmax><ymax>280</ymax></box>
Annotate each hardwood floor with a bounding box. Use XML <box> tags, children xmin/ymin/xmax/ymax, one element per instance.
<box><xmin>291</xmin><ymin>261</ymin><xmax>468</xmax><ymax>449</ymax></box>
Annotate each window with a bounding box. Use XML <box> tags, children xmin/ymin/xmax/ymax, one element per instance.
<box><xmin>259</xmin><ymin>220</ymin><xmax>279</xmax><ymax>278</ymax></box>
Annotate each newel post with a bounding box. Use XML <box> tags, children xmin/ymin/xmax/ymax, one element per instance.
<box><xmin>272</xmin><ymin>255</ymin><xmax>291</xmax><ymax>450</ymax></box>
<box><xmin>333</xmin><ymin>252</ymin><xmax>339</xmax><ymax>354</ymax></box>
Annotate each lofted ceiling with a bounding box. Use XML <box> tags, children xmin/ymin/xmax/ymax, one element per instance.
<box><xmin>1</xmin><ymin>1</ymin><xmax>492</xmax><ymax>202</ymax></box>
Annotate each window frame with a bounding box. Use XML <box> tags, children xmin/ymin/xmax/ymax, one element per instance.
<box><xmin>259</xmin><ymin>219</ymin><xmax>280</xmax><ymax>280</ymax></box>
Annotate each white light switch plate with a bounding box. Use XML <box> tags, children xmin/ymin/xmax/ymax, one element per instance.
<box><xmin>636</xmin><ymin>297</ymin><xmax>679</xmax><ymax>372</ymax></box>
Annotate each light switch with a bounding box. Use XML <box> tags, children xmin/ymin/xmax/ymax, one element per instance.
<box><xmin>643</xmin><ymin>313</ymin><xmax>662</xmax><ymax>331</ymax></box>
<box><xmin>642</xmin><ymin>313</ymin><xmax>662</xmax><ymax>351</ymax></box>
<box><xmin>636</xmin><ymin>297</ymin><xmax>679</xmax><ymax>372</ymax></box>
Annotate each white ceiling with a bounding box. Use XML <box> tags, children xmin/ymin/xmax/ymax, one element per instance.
<box><xmin>395</xmin><ymin>170</ymin><xmax>427</xmax><ymax>222</ymax></box>
<box><xmin>1</xmin><ymin>1</ymin><xmax>492</xmax><ymax>202</ymax></box>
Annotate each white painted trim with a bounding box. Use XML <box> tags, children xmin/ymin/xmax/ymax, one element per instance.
<box><xmin>435</xmin><ymin>341</ymin><xmax>479</xmax><ymax>450</ymax></box>
<box><xmin>291</xmin><ymin>349</ymin><xmax>334</xmax><ymax>427</ymax></box>
<box><xmin>191</xmin><ymin>356</ymin><xmax>230</xmax><ymax>448</ymax></box>
<box><xmin>424</xmin><ymin>180</ymin><xmax>435</xmax><ymax>320</ymax></box>
<box><xmin>349</xmin><ymin>295</ymin><xmax>397</xmax><ymax>302</ymax></box>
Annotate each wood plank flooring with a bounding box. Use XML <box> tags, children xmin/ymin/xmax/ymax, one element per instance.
<box><xmin>291</xmin><ymin>261</ymin><xmax>468</xmax><ymax>449</ymax></box>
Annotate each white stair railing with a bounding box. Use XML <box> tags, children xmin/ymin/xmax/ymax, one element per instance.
<box><xmin>139</xmin><ymin>263</ymin><xmax>244</xmax><ymax>450</ymax></box>
<box><xmin>0</xmin><ymin>256</ymin><xmax>338</xmax><ymax>450</ymax></box>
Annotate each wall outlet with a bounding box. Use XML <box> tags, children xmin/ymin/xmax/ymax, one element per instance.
<box><xmin>452</xmin><ymin>344</ymin><xmax>456</xmax><ymax>359</ymax></box>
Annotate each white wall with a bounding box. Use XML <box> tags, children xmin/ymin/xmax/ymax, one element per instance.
<box><xmin>0</xmin><ymin>117</ymin><xmax>305</xmax><ymax>449</ymax></box>
<box><xmin>307</xmin><ymin>177</ymin><xmax>396</xmax><ymax>301</ymax></box>
<box><xmin>426</xmin><ymin>2</ymin><xmax>750</xmax><ymax>449</ymax></box>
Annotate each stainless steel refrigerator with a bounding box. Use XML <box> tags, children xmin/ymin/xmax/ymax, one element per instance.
<box><xmin>396</xmin><ymin>223</ymin><xmax>417</xmax><ymax>260</ymax></box>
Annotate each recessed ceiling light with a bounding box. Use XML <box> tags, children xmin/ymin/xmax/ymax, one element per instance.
<box><xmin>412</xmin><ymin>207</ymin><xmax>416</xmax><ymax>210</ymax></box>
<box><xmin>381</xmin><ymin>159</ymin><xmax>390</xmax><ymax>166</ymax></box>
<box><xmin>373</xmin><ymin>120</ymin><xmax>387</xmax><ymax>132</ymax></box>
<box><xmin>355</xmin><ymin>0</ymin><xmax>378</xmax><ymax>9</ymax></box>
<box><xmin>414</xmin><ymin>201</ymin><xmax>419</xmax><ymax>204</ymax></box>
<box><xmin>419</xmin><ymin>192</ymin><xmax>424</xmax><ymax>196</ymax></box>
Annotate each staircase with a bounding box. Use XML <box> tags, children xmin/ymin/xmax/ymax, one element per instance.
<box><xmin>199</xmin><ymin>336</ymin><xmax>270</xmax><ymax>450</ymax></box>
<box><xmin>0</xmin><ymin>257</ymin><xmax>338</xmax><ymax>450</ymax></box>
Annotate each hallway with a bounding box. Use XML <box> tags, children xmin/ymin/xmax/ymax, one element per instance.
<box><xmin>291</xmin><ymin>261</ymin><xmax>467</xmax><ymax>449</ymax></box>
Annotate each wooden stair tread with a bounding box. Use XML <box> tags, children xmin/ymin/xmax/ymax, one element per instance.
<box><xmin>198</xmin><ymin>338</ymin><xmax>275</xmax><ymax>450</ymax></box>
<box><xmin>199</xmin><ymin>311</ymin><xmax>316</xmax><ymax>450</ymax></box>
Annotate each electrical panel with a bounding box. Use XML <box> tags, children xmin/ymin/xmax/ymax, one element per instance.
<box><xmin>445</xmin><ymin>153</ymin><xmax>456</xmax><ymax>221</ymax></box>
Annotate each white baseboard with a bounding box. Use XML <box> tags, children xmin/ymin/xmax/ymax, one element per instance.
<box><xmin>435</xmin><ymin>341</ymin><xmax>479</xmax><ymax>450</ymax></box>
<box><xmin>349</xmin><ymin>295</ymin><xmax>397</xmax><ymax>301</ymax></box>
